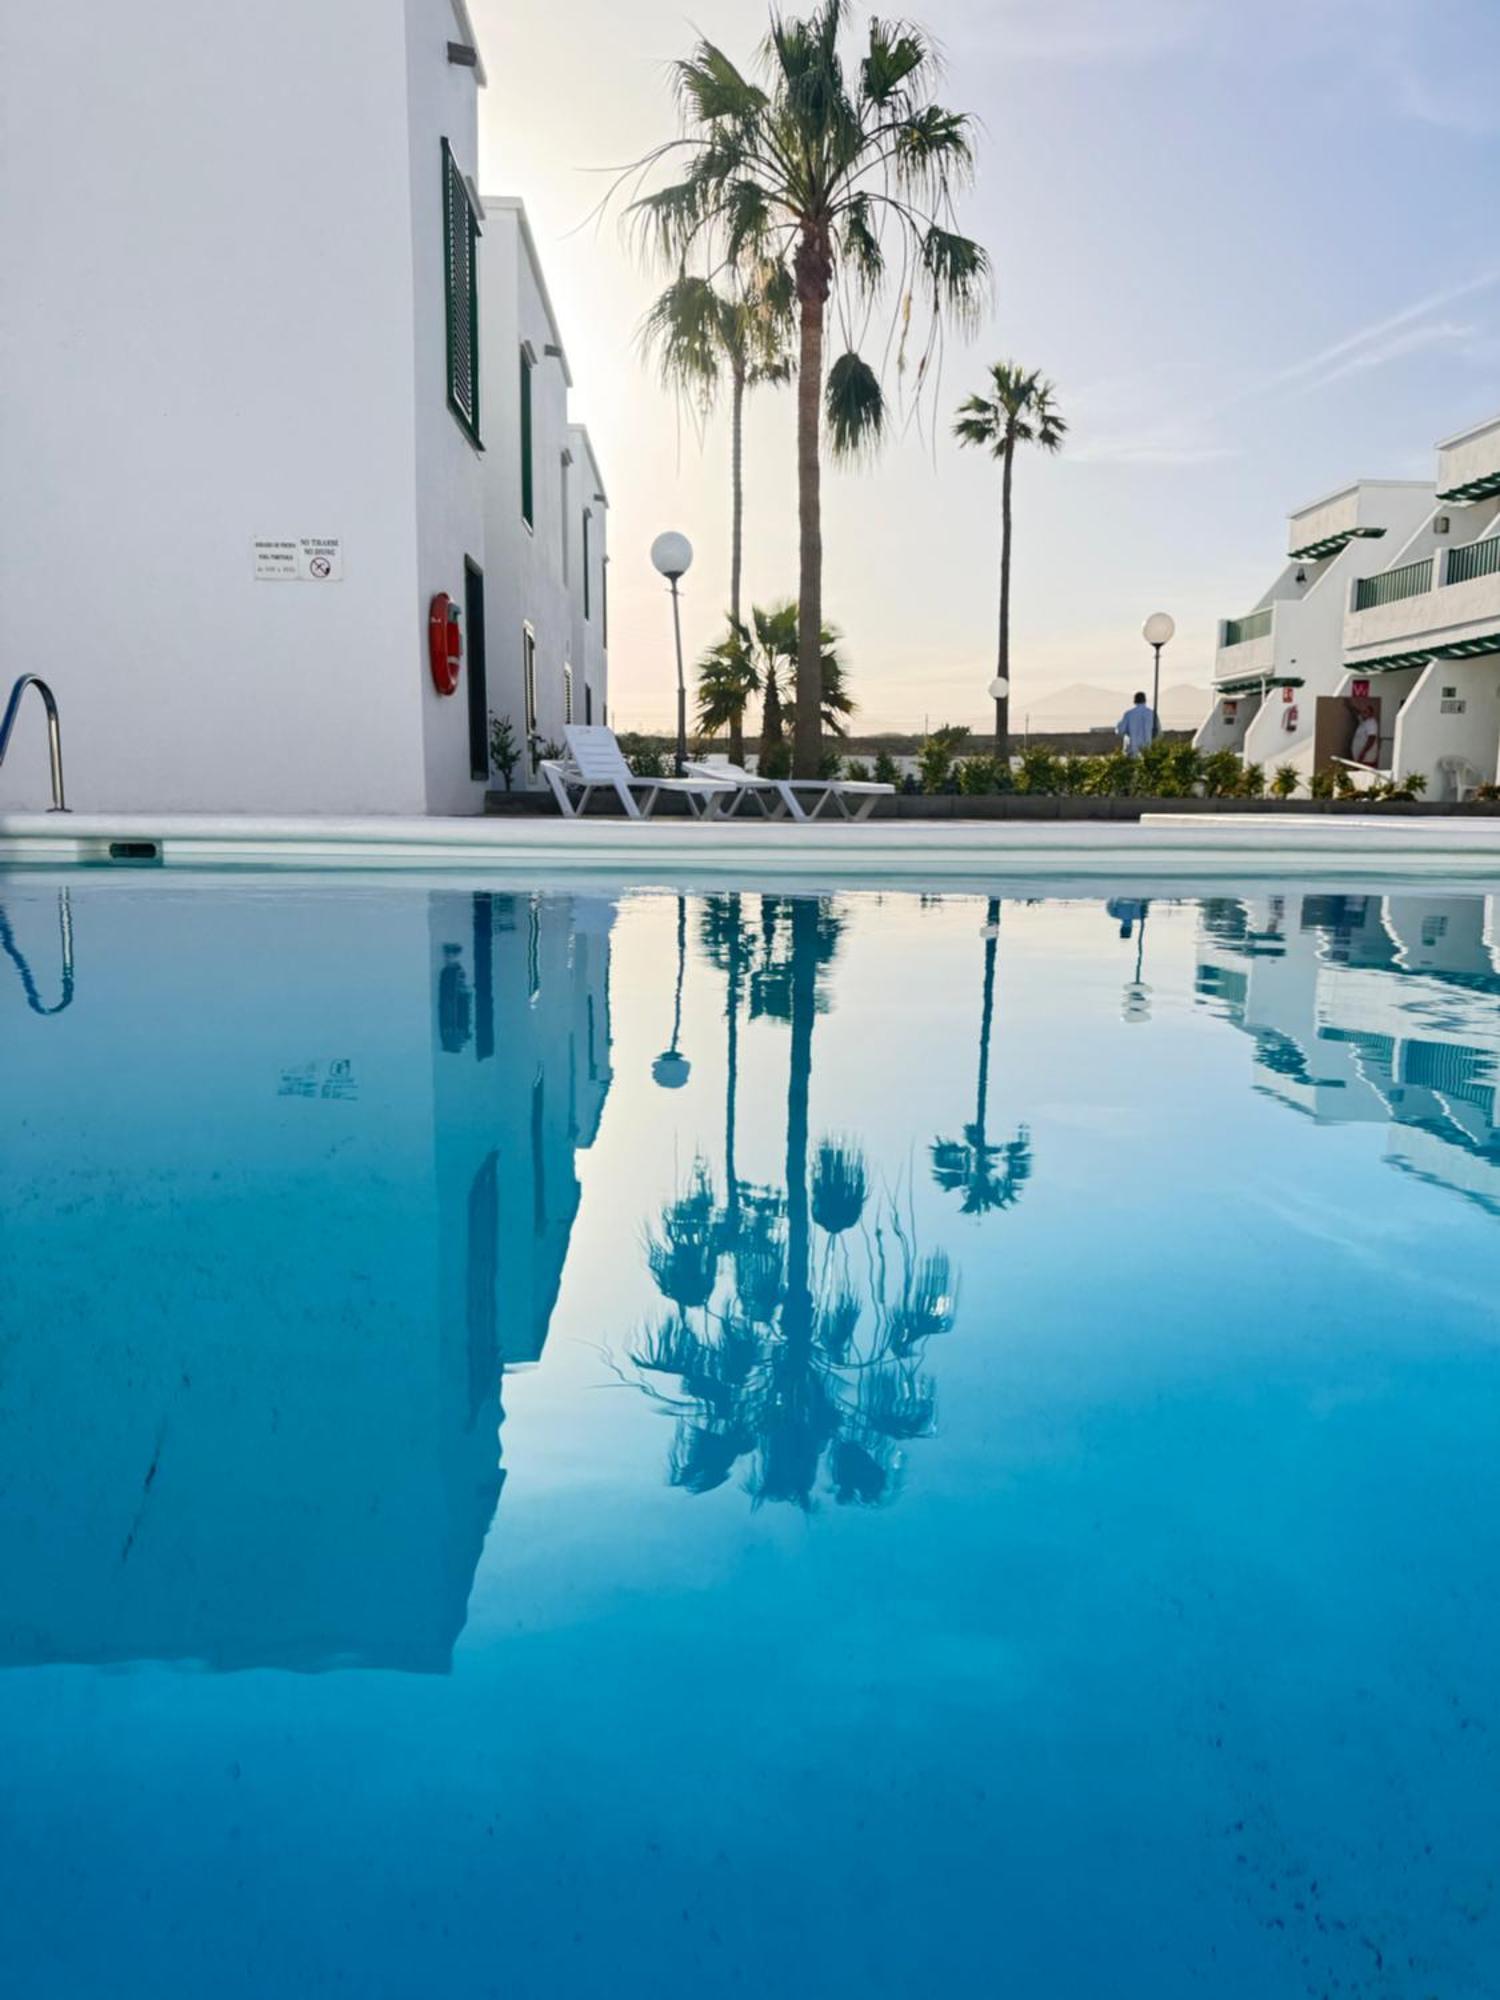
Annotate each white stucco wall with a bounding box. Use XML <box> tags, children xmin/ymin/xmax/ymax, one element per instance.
<box><xmin>479</xmin><ymin>201</ymin><xmax>585</xmax><ymax>787</ymax></box>
<box><xmin>568</xmin><ymin>425</ymin><xmax>610</xmax><ymax>729</ymax></box>
<box><xmin>1391</xmin><ymin>658</ymin><xmax>1500</xmax><ymax>795</ymax></box>
<box><xmin>407</xmin><ymin>0</ymin><xmax>489</xmax><ymax>813</ymax></box>
<box><xmin>0</xmin><ymin>0</ymin><xmax>485</xmax><ymax>816</ymax></box>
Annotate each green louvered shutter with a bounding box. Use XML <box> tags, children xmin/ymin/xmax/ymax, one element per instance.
<box><xmin>442</xmin><ymin>141</ymin><xmax>480</xmax><ymax>443</ymax></box>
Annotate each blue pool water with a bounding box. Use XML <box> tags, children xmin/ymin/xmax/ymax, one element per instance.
<box><xmin>1</xmin><ymin>875</ymin><xmax>1498</xmax><ymax>1997</ymax></box>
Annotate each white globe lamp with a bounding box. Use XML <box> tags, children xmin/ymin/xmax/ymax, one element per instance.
<box><xmin>651</xmin><ymin>532</ymin><xmax>694</xmax><ymax>773</ymax></box>
<box><xmin>1141</xmin><ymin>612</ymin><xmax>1174</xmax><ymax>741</ymax></box>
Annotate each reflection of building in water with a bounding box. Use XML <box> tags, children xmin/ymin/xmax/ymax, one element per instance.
<box><xmin>0</xmin><ymin>884</ymin><xmax>611</xmax><ymax>1672</ymax></box>
<box><xmin>1196</xmin><ymin>892</ymin><xmax>1500</xmax><ymax>1210</ymax></box>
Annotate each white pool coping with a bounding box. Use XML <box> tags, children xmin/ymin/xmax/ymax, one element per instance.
<box><xmin>1</xmin><ymin>811</ymin><xmax>1499</xmax><ymax>884</ymax></box>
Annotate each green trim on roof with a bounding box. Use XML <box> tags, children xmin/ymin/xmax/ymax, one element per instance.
<box><xmin>1287</xmin><ymin>525</ymin><xmax>1386</xmax><ymax>563</ymax></box>
<box><xmin>1347</xmin><ymin>629</ymin><xmax>1500</xmax><ymax>672</ymax></box>
<box><xmin>1213</xmin><ymin>674</ymin><xmax>1304</xmax><ymax>698</ymax></box>
<box><xmin>1436</xmin><ymin>470</ymin><xmax>1500</xmax><ymax>504</ymax></box>
<box><xmin>1442</xmin><ymin>631</ymin><xmax>1500</xmax><ymax>659</ymax></box>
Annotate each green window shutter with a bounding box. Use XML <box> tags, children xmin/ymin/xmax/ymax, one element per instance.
<box><xmin>520</xmin><ymin>354</ymin><xmax>534</xmax><ymax>527</ymax></box>
<box><xmin>442</xmin><ymin>140</ymin><xmax>480</xmax><ymax>444</ymax></box>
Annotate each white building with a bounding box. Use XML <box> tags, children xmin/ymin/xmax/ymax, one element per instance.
<box><xmin>0</xmin><ymin>877</ymin><xmax>614</xmax><ymax>1669</ymax></box>
<box><xmin>0</xmin><ymin>2</ymin><xmax>606</xmax><ymax>817</ymax></box>
<box><xmin>1196</xmin><ymin>891</ymin><xmax>1500</xmax><ymax>1213</ymax></box>
<box><xmin>1195</xmin><ymin>482</ymin><xmax>1430</xmax><ymax>778</ymax></box>
<box><xmin>1339</xmin><ymin>414</ymin><xmax>1500</xmax><ymax>798</ymax></box>
<box><xmin>477</xmin><ymin>202</ymin><xmax>610</xmax><ymax>791</ymax></box>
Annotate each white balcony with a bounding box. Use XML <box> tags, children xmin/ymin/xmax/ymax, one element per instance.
<box><xmin>1345</xmin><ymin>537</ymin><xmax>1500</xmax><ymax>670</ymax></box>
<box><xmin>1286</xmin><ymin>480</ymin><xmax>1425</xmax><ymax>562</ymax></box>
<box><xmin>1437</xmin><ymin>412</ymin><xmax>1500</xmax><ymax>506</ymax></box>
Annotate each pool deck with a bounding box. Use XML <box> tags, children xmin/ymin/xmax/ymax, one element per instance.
<box><xmin>2</xmin><ymin>810</ymin><xmax>1499</xmax><ymax>888</ymax></box>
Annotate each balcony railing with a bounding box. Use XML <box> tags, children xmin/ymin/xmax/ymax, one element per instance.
<box><xmin>1223</xmin><ymin>608</ymin><xmax>1272</xmax><ymax>647</ymax></box>
<box><xmin>1353</xmin><ymin>558</ymin><xmax>1432</xmax><ymax>611</ymax></box>
<box><xmin>1445</xmin><ymin>536</ymin><xmax>1500</xmax><ymax>587</ymax></box>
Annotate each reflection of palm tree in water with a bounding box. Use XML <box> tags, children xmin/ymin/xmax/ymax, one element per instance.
<box><xmin>635</xmin><ymin>893</ymin><xmax>957</xmax><ymax>1510</ymax></box>
<box><xmin>932</xmin><ymin>897</ymin><xmax>1031</xmax><ymax>1215</ymax></box>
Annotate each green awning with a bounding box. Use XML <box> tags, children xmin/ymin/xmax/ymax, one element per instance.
<box><xmin>1287</xmin><ymin>526</ymin><xmax>1386</xmax><ymax>563</ymax></box>
<box><xmin>1436</xmin><ymin>470</ymin><xmax>1500</xmax><ymax>505</ymax></box>
<box><xmin>1346</xmin><ymin>631</ymin><xmax>1500</xmax><ymax>672</ymax></box>
<box><xmin>1212</xmin><ymin>674</ymin><xmax>1304</xmax><ymax>698</ymax></box>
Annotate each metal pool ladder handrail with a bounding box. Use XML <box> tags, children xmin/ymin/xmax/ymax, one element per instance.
<box><xmin>0</xmin><ymin>675</ymin><xmax>69</xmax><ymax>812</ymax></box>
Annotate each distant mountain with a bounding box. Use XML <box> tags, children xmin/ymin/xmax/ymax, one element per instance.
<box><xmin>1022</xmin><ymin>680</ymin><xmax>1209</xmax><ymax>731</ymax></box>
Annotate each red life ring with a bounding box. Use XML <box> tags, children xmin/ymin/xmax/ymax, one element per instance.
<box><xmin>428</xmin><ymin>593</ymin><xmax>462</xmax><ymax>696</ymax></box>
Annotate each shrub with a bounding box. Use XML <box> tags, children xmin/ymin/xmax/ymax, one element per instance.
<box><xmin>1060</xmin><ymin>755</ymin><xmax>1092</xmax><ymax>794</ymax></box>
<box><xmin>1082</xmin><ymin>752</ymin><xmax>1133</xmax><ymax>797</ymax></box>
<box><xmin>1200</xmin><ymin>750</ymin><xmax>1242</xmax><ymax>798</ymax></box>
<box><xmin>1270</xmin><ymin>763</ymin><xmax>1300</xmax><ymax>799</ymax></box>
<box><xmin>818</xmin><ymin>750</ymin><xmax>844</xmax><ymax>780</ymax></box>
<box><xmin>845</xmin><ymin>758</ymin><xmax>872</xmax><ymax>782</ymax></box>
<box><xmin>1473</xmin><ymin>780</ymin><xmax>1500</xmax><ymax>802</ymax></box>
<box><xmin>618</xmin><ymin>732</ymin><xmax>668</xmax><ymax>778</ymax></box>
<box><xmin>760</xmin><ymin>739</ymin><xmax>793</xmax><ymax>779</ymax></box>
<box><xmin>958</xmin><ymin>754</ymin><xmax>1000</xmax><ymax>795</ymax></box>
<box><xmin>1308</xmin><ymin>769</ymin><xmax>1335</xmax><ymax>799</ymax></box>
<box><xmin>1238</xmin><ymin>762</ymin><xmax>1266</xmax><ymax>799</ymax></box>
<box><xmin>918</xmin><ymin>724</ymin><xmax>968</xmax><ymax>794</ymax></box>
<box><xmin>1015</xmin><ymin>745</ymin><xmax>1064</xmax><ymax>795</ymax></box>
<box><xmin>873</xmin><ymin>750</ymin><xmax>900</xmax><ymax>788</ymax></box>
<box><xmin>488</xmin><ymin>714</ymin><xmax>521</xmax><ymax>790</ymax></box>
<box><xmin>1332</xmin><ymin>766</ymin><xmax>1359</xmax><ymax>799</ymax></box>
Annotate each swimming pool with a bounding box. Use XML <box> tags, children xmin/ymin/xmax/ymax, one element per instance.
<box><xmin>2</xmin><ymin>872</ymin><xmax>1497</xmax><ymax>1997</ymax></box>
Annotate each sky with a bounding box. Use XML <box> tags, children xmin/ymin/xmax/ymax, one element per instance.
<box><xmin>468</xmin><ymin>0</ymin><xmax>1500</xmax><ymax>733</ymax></box>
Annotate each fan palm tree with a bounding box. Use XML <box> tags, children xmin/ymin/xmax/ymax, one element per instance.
<box><xmin>954</xmin><ymin>364</ymin><xmax>1067</xmax><ymax>763</ymax></box>
<box><xmin>628</xmin><ymin>1</ymin><xmax>987</xmax><ymax>777</ymax></box>
<box><xmin>932</xmin><ymin>898</ymin><xmax>1033</xmax><ymax>1216</ymax></box>
<box><xmin>698</xmin><ymin>603</ymin><xmax>852</xmax><ymax>767</ymax></box>
<box><xmin>641</xmin><ymin>267</ymin><xmax>795</xmax><ymax>680</ymax></box>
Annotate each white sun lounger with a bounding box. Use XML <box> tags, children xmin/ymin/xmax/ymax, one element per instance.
<box><xmin>542</xmin><ymin>725</ymin><xmax>741</xmax><ymax>820</ymax></box>
<box><xmin>685</xmin><ymin>759</ymin><xmax>894</xmax><ymax>822</ymax></box>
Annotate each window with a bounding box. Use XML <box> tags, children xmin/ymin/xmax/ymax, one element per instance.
<box><xmin>519</xmin><ymin>351</ymin><xmax>534</xmax><ymax>528</ymax></box>
<box><xmin>522</xmin><ymin>624</ymin><xmax>537</xmax><ymax>759</ymax></box>
<box><xmin>442</xmin><ymin>141</ymin><xmax>480</xmax><ymax>443</ymax></box>
<box><xmin>560</xmin><ymin>455</ymin><xmax>570</xmax><ymax>578</ymax></box>
<box><xmin>601</xmin><ymin>553</ymin><xmax>609</xmax><ymax>648</ymax></box>
<box><xmin>464</xmin><ymin>558</ymin><xmax>488</xmax><ymax>781</ymax></box>
<box><xmin>563</xmin><ymin>663</ymin><xmax>574</xmax><ymax>725</ymax></box>
<box><xmin>582</xmin><ymin>508</ymin><xmax>591</xmax><ymax>618</ymax></box>
<box><xmin>584</xmin><ymin>683</ymin><xmax>593</xmax><ymax>725</ymax></box>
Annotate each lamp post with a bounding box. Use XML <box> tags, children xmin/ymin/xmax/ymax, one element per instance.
<box><xmin>1142</xmin><ymin>612</ymin><xmax>1175</xmax><ymax>740</ymax></box>
<box><xmin>651</xmin><ymin>531</ymin><xmax>694</xmax><ymax>776</ymax></box>
<box><xmin>987</xmin><ymin>674</ymin><xmax>1010</xmax><ymax>764</ymax></box>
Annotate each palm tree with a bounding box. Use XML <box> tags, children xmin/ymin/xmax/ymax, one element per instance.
<box><xmin>698</xmin><ymin>603</ymin><xmax>852</xmax><ymax>768</ymax></box>
<box><xmin>628</xmin><ymin>1</ymin><xmax>987</xmax><ymax>778</ymax></box>
<box><xmin>954</xmin><ymin>365</ymin><xmax>1067</xmax><ymax>763</ymax></box>
<box><xmin>932</xmin><ymin>898</ymin><xmax>1033</xmax><ymax>1215</ymax></box>
<box><xmin>642</xmin><ymin>268</ymin><xmax>794</xmax><ymax>673</ymax></box>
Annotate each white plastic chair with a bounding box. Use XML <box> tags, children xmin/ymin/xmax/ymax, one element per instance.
<box><xmin>685</xmin><ymin>758</ymin><xmax>893</xmax><ymax>822</ymax></box>
<box><xmin>542</xmin><ymin>726</ymin><xmax>740</xmax><ymax>820</ymax></box>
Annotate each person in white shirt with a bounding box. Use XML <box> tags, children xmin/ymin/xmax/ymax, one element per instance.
<box><xmin>1117</xmin><ymin>692</ymin><xmax>1157</xmax><ymax>756</ymax></box>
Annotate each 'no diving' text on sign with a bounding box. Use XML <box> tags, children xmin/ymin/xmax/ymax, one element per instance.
<box><xmin>253</xmin><ymin>537</ymin><xmax>344</xmax><ymax>582</ymax></box>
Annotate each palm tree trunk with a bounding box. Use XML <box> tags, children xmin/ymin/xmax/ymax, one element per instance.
<box><xmin>784</xmin><ymin>897</ymin><xmax>817</xmax><ymax>1335</ymax></box>
<box><xmin>793</xmin><ymin>233</ymin><xmax>830</xmax><ymax>780</ymax></box>
<box><xmin>975</xmin><ymin>896</ymin><xmax>999</xmax><ymax>1140</ymax></box>
<box><xmin>729</xmin><ymin>364</ymin><xmax>746</xmax><ymax>768</ymax></box>
<box><xmin>996</xmin><ymin>434</ymin><xmax>1014</xmax><ymax>765</ymax></box>
<box><xmin>725</xmin><ymin>897</ymin><xmax>742</xmax><ymax>1217</ymax></box>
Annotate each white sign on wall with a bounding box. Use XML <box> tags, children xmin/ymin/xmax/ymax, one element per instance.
<box><xmin>253</xmin><ymin>537</ymin><xmax>344</xmax><ymax>582</ymax></box>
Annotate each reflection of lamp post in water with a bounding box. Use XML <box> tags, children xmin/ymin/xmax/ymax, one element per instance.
<box><xmin>652</xmin><ymin>896</ymin><xmax>692</xmax><ymax>1089</ymax></box>
<box><xmin>1109</xmin><ymin>898</ymin><xmax>1152</xmax><ymax>1023</ymax></box>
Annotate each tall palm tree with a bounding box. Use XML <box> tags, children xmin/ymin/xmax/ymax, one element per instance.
<box><xmin>932</xmin><ymin>898</ymin><xmax>1033</xmax><ymax>1216</ymax></box>
<box><xmin>628</xmin><ymin>1</ymin><xmax>987</xmax><ymax>778</ymax></box>
<box><xmin>641</xmin><ymin>265</ymin><xmax>795</xmax><ymax>699</ymax></box>
<box><xmin>954</xmin><ymin>364</ymin><xmax>1067</xmax><ymax>763</ymax></box>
